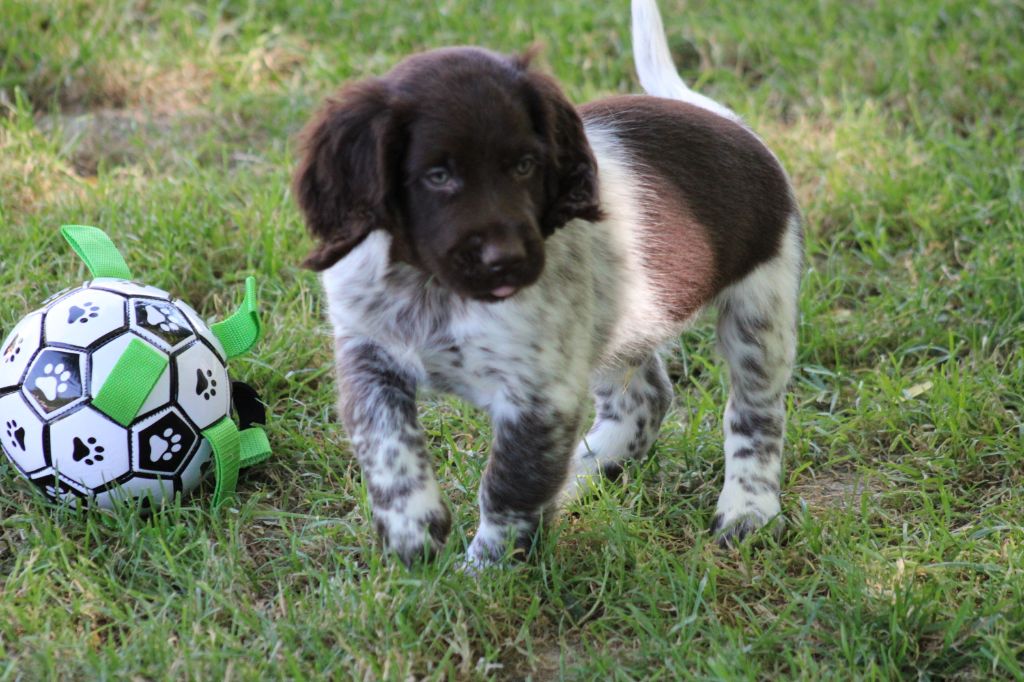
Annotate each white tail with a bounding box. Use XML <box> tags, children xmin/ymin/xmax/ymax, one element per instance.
<box><xmin>631</xmin><ymin>0</ymin><xmax>740</xmax><ymax>123</ymax></box>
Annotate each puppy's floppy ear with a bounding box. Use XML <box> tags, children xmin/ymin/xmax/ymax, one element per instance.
<box><xmin>293</xmin><ymin>79</ymin><xmax>401</xmax><ymax>271</ymax></box>
<box><xmin>518</xmin><ymin>59</ymin><xmax>604</xmax><ymax>235</ymax></box>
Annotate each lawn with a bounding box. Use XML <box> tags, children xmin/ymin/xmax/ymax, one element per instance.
<box><xmin>1</xmin><ymin>0</ymin><xmax>1022</xmax><ymax>679</ymax></box>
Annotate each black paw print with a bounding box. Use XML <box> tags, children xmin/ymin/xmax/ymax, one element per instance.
<box><xmin>71</xmin><ymin>436</ymin><xmax>105</xmax><ymax>466</ymax></box>
<box><xmin>195</xmin><ymin>368</ymin><xmax>217</xmax><ymax>400</ymax></box>
<box><xmin>2</xmin><ymin>334</ymin><xmax>23</xmax><ymax>364</ymax></box>
<box><xmin>4</xmin><ymin>419</ymin><xmax>26</xmax><ymax>451</ymax></box>
<box><xmin>67</xmin><ymin>301</ymin><xmax>101</xmax><ymax>325</ymax></box>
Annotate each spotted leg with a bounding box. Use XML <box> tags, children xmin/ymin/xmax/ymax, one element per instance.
<box><xmin>560</xmin><ymin>353</ymin><xmax>673</xmax><ymax>503</ymax></box>
<box><xmin>711</xmin><ymin>222</ymin><xmax>801</xmax><ymax>543</ymax></box>
<box><xmin>335</xmin><ymin>338</ymin><xmax>451</xmax><ymax>565</ymax></box>
<box><xmin>467</xmin><ymin>404</ymin><xmax>583</xmax><ymax>565</ymax></box>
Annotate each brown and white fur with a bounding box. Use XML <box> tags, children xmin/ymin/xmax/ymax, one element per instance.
<box><xmin>294</xmin><ymin>0</ymin><xmax>801</xmax><ymax>566</ymax></box>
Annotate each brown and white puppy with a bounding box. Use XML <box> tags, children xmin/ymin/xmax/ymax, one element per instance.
<box><xmin>294</xmin><ymin>0</ymin><xmax>801</xmax><ymax>565</ymax></box>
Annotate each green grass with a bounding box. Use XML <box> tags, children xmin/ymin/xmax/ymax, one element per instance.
<box><xmin>2</xmin><ymin>0</ymin><xmax>1023</xmax><ymax>678</ymax></box>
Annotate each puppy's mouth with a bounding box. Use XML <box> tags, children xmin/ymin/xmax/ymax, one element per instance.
<box><xmin>462</xmin><ymin>268</ymin><xmax>540</xmax><ymax>303</ymax></box>
<box><xmin>443</xmin><ymin>245</ymin><xmax>545</xmax><ymax>303</ymax></box>
<box><xmin>490</xmin><ymin>285</ymin><xmax>518</xmax><ymax>299</ymax></box>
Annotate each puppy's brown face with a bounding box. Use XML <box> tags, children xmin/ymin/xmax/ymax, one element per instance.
<box><xmin>399</xmin><ymin>63</ymin><xmax>549</xmax><ymax>300</ymax></box>
<box><xmin>293</xmin><ymin>47</ymin><xmax>603</xmax><ymax>302</ymax></box>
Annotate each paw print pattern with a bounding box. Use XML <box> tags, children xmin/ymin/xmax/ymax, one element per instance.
<box><xmin>4</xmin><ymin>419</ymin><xmax>26</xmax><ymax>451</ymax></box>
<box><xmin>135</xmin><ymin>411</ymin><xmax>197</xmax><ymax>474</ymax></box>
<box><xmin>35</xmin><ymin>362</ymin><xmax>72</xmax><ymax>402</ymax></box>
<box><xmin>2</xmin><ymin>333</ymin><xmax>23</xmax><ymax>364</ymax></box>
<box><xmin>134</xmin><ymin>300</ymin><xmax>192</xmax><ymax>347</ymax></box>
<box><xmin>143</xmin><ymin>303</ymin><xmax>186</xmax><ymax>334</ymax></box>
<box><xmin>148</xmin><ymin>427</ymin><xmax>183</xmax><ymax>463</ymax></box>
<box><xmin>67</xmin><ymin>301</ymin><xmax>101</xmax><ymax>325</ymax></box>
<box><xmin>144</xmin><ymin>303</ymin><xmax>182</xmax><ymax>333</ymax></box>
<box><xmin>30</xmin><ymin>473</ymin><xmax>83</xmax><ymax>503</ymax></box>
<box><xmin>195</xmin><ymin>368</ymin><xmax>217</xmax><ymax>400</ymax></box>
<box><xmin>71</xmin><ymin>436</ymin><xmax>105</xmax><ymax>466</ymax></box>
<box><xmin>25</xmin><ymin>350</ymin><xmax>84</xmax><ymax>414</ymax></box>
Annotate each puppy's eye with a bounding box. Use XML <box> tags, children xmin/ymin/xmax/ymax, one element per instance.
<box><xmin>513</xmin><ymin>156</ymin><xmax>536</xmax><ymax>178</ymax></box>
<box><xmin>424</xmin><ymin>167</ymin><xmax>453</xmax><ymax>188</ymax></box>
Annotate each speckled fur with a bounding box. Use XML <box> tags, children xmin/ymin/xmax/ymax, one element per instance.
<box><xmin>322</xmin><ymin>119</ymin><xmax>800</xmax><ymax>563</ymax></box>
<box><xmin>314</xmin><ymin>0</ymin><xmax>802</xmax><ymax>564</ymax></box>
<box><xmin>323</xmin><ymin>127</ymin><xmax>668</xmax><ymax>563</ymax></box>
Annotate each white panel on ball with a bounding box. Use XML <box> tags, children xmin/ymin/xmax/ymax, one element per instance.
<box><xmin>89</xmin><ymin>278</ymin><xmax>172</xmax><ymax>301</ymax></box>
<box><xmin>40</xmin><ymin>285</ymin><xmax>83</xmax><ymax>308</ymax></box>
<box><xmin>90</xmin><ymin>333</ymin><xmax>171</xmax><ymax>418</ymax></box>
<box><xmin>175</xmin><ymin>299</ymin><xmax>227</xmax><ymax>362</ymax></box>
<box><xmin>0</xmin><ymin>311</ymin><xmax>43</xmax><ymax>391</ymax></box>
<box><xmin>48</xmin><ymin>407</ymin><xmax>131</xmax><ymax>492</ymax></box>
<box><xmin>0</xmin><ymin>392</ymin><xmax>48</xmax><ymax>474</ymax></box>
<box><xmin>92</xmin><ymin>476</ymin><xmax>177</xmax><ymax>509</ymax></box>
<box><xmin>44</xmin><ymin>288</ymin><xmax>128</xmax><ymax>349</ymax></box>
<box><xmin>173</xmin><ymin>342</ymin><xmax>230</xmax><ymax>430</ymax></box>
<box><xmin>179</xmin><ymin>439</ymin><xmax>213</xmax><ymax>494</ymax></box>
<box><xmin>128</xmin><ymin>298</ymin><xmax>196</xmax><ymax>353</ymax></box>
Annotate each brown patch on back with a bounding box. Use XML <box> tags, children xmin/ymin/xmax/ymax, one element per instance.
<box><xmin>580</xmin><ymin>95</ymin><xmax>796</xmax><ymax>316</ymax></box>
<box><xmin>638</xmin><ymin>173</ymin><xmax>717</xmax><ymax>320</ymax></box>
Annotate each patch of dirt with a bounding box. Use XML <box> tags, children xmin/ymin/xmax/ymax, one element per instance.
<box><xmin>37</xmin><ymin>108</ymin><xmax>215</xmax><ymax>176</ymax></box>
<box><xmin>498</xmin><ymin>640</ymin><xmax>573</xmax><ymax>682</ymax></box>
<box><xmin>0</xmin><ymin>127</ymin><xmax>86</xmax><ymax>217</ymax></box>
<box><xmin>791</xmin><ymin>468</ymin><xmax>884</xmax><ymax>512</ymax></box>
<box><xmin>51</xmin><ymin>60</ymin><xmax>215</xmax><ymax>116</ymax></box>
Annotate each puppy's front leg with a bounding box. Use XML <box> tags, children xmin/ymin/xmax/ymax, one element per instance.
<box><xmin>467</xmin><ymin>404</ymin><xmax>582</xmax><ymax>565</ymax></box>
<box><xmin>335</xmin><ymin>338</ymin><xmax>451</xmax><ymax>564</ymax></box>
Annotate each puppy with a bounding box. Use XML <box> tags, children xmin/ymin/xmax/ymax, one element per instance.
<box><xmin>293</xmin><ymin>0</ymin><xmax>801</xmax><ymax>565</ymax></box>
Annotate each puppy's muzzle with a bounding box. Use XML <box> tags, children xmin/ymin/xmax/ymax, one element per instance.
<box><xmin>451</xmin><ymin>223</ymin><xmax>545</xmax><ymax>300</ymax></box>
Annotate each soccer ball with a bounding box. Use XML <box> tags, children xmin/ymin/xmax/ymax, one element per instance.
<box><xmin>0</xmin><ymin>278</ymin><xmax>231</xmax><ymax>508</ymax></box>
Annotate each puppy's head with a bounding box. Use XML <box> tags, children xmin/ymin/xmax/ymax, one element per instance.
<box><xmin>294</xmin><ymin>47</ymin><xmax>602</xmax><ymax>301</ymax></box>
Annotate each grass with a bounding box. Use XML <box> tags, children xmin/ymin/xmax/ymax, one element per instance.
<box><xmin>1</xmin><ymin>0</ymin><xmax>1022</xmax><ymax>678</ymax></box>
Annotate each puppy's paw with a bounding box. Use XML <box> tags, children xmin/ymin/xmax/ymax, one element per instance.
<box><xmin>711</xmin><ymin>481</ymin><xmax>782</xmax><ymax>547</ymax></box>
<box><xmin>373</xmin><ymin>504</ymin><xmax>452</xmax><ymax>566</ymax></box>
<box><xmin>464</xmin><ymin>533</ymin><xmax>509</xmax><ymax>568</ymax></box>
<box><xmin>464</xmin><ymin>515</ymin><xmax>538</xmax><ymax>569</ymax></box>
<box><xmin>456</xmin><ymin>549</ymin><xmax>497</xmax><ymax>577</ymax></box>
<box><xmin>557</xmin><ymin>450</ymin><xmax>623</xmax><ymax>507</ymax></box>
<box><xmin>557</xmin><ymin>471</ymin><xmax>592</xmax><ymax>507</ymax></box>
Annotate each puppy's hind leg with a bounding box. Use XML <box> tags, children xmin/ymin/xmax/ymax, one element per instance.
<box><xmin>560</xmin><ymin>352</ymin><xmax>673</xmax><ymax>503</ymax></box>
<box><xmin>711</xmin><ymin>218</ymin><xmax>801</xmax><ymax>543</ymax></box>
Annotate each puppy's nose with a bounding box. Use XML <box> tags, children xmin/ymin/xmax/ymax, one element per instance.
<box><xmin>480</xmin><ymin>235</ymin><xmax>527</xmax><ymax>273</ymax></box>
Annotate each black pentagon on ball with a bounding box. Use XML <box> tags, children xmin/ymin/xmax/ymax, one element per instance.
<box><xmin>28</xmin><ymin>470</ymin><xmax>88</xmax><ymax>502</ymax></box>
<box><xmin>134</xmin><ymin>409</ymin><xmax>199</xmax><ymax>475</ymax></box>
<box><xmin>23</xmin><ymin>348</ymin><xmax>86</xmax><ymax>418</ymax></box>
<box><xmin>130</xmin><ymin>299</ymin><xmax>195</xmax><ymax>349</ymax></box>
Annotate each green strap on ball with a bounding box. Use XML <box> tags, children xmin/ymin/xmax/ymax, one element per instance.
<box><xmin>92</xmin><ymin>338</ymin><xmax>169</xmax><ymax>427</ymax></box>
<box><xmin>211</xmin><ymin>277</ymin><xmax>262</xmax><ymax>360</ymax></box>
<box><xmin>61</xmin><ymin>225</ymin><xmax>133</xmax><ymax>280</ymax></box>
<box><xmin>203</xmin><ymin>417</ymin><xmax>240</xmax><ymax>508</ymax></box>
<box><xmin>58</xmin><ymin>224</ymin><xmax>271</xmax><ymax>508</ymax></box>
<box><xmin>202</xmin><ymin>417</ymin><xmax>272</xmax><ymax>507</ymax></box>
<box><xmin>239</xmin><ymin>427</ymin><xmax>272</xmax><ymax>467</ymax></box>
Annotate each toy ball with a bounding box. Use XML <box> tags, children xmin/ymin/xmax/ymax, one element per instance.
<box><xmin>0</xmin><ymin>225</ymin><xmax>268</xmax><ymax>509</ymax></box>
